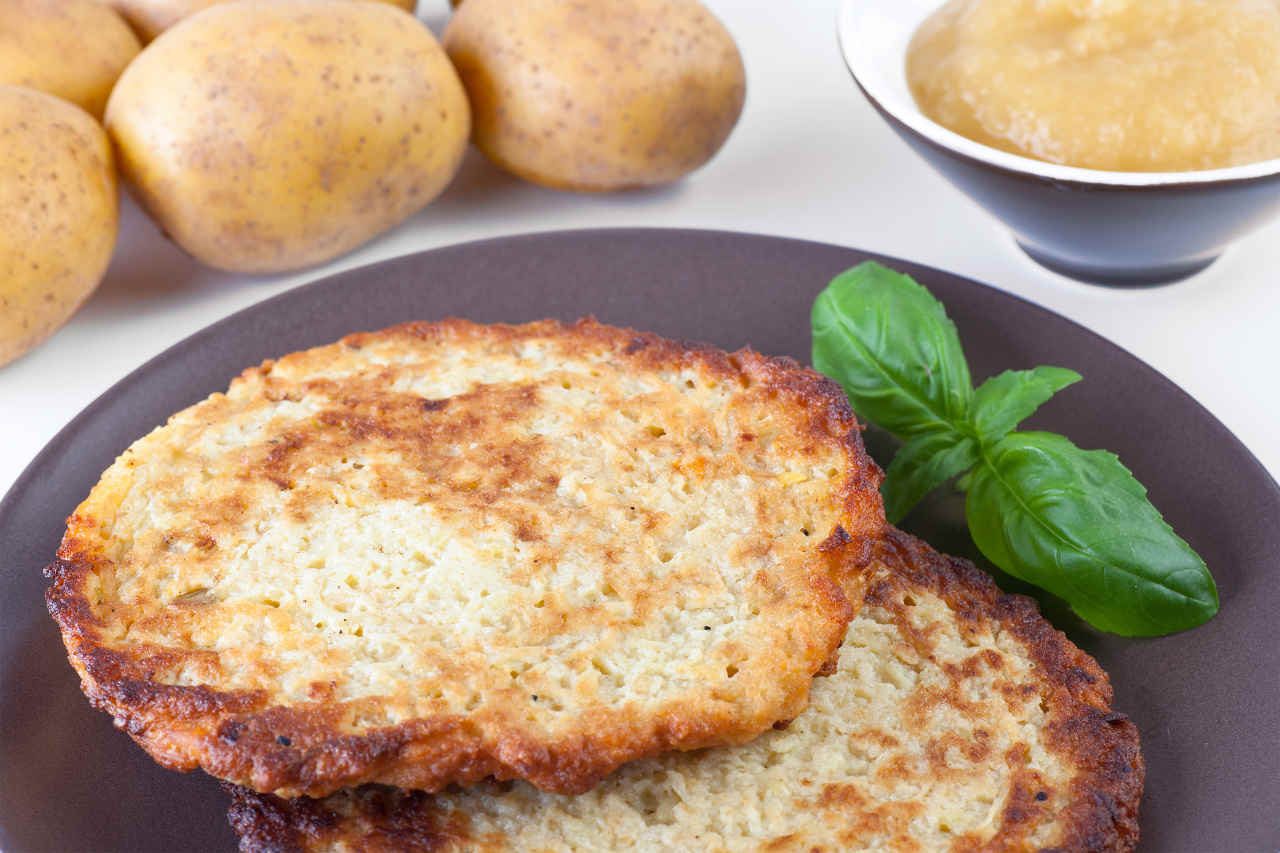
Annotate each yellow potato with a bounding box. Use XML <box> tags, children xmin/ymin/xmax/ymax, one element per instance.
<box><xmin>0</xmin><ymin>86</ymin><xmax>117</xmax><ymax>368</ymax></box>
<box><xmin>0</xmin><ymin>0</ymin><xmax>140</xmax><ymax>119</ymax></box>
<box><xmin>443</xmin><ymin>0</ymin><xmax>746</xmax><ymax>192</ymax></box>
<box><xmin>110</xmin><ymin>0</ymin><xmax>417</xmax><ymax>42</ymax></box>
<box><xmin>105</xmin><ymin>0</ymin><xmax>470</xmax><ymax>274</ymax></box>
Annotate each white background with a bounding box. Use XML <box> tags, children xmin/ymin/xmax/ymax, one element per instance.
<box><xmin>2</xmin><ymin>0</ymin><xmax>1277</xmax><ymax>505</ymax></box>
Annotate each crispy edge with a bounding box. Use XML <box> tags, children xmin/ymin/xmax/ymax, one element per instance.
<box><xmin>224</xmin><ymin>783</ymin><xmax>466</xmax><ymax>853</ymax></box>
<box><xmin>868</xmin><ymin>528</ymin><xmax>1144</xmax><ymax>853</ymax></box>
<box><xmin>45</xmin><ymin>317</ymin><xmax>886</xmax><ymax>798</ymax></box>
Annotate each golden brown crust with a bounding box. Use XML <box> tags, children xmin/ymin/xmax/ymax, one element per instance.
<box><xmin>46</xmin><ymin>317</ymin><xmax>885</xmax><ymax>798</ymax></box>
<box><xmin>223</xmin><ymin>527</ymin><xmax>1143</xmax><ymax>853</ymax></box>
<box><xmin>870</xmin><ymin>529</ymin><xmax>1144</xmax><ymax>852</ymax></box>
<box><xmin>226</xmin><ymin>783</ymin><xmax>462</xmax><ymax>853</ymax></box>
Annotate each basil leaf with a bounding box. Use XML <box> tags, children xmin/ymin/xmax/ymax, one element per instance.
<box><xmin>970</xmin><ymin>367</ymin><xmax>1082</xmax><ymax>446</ymax></box>
<box><xmin>883</xmin><ymin>430</ymin><xmax>980</xmax><ymax>524</ymax></box>
<box><xmin>812</xmin><ymin>262</ymin><xmax>972</xmax><ymax>440</ymax></box>
<box><xmin>965</xmin><ymin>431</ymin><xmax>1219</xmax><ymax>636</ymax></box>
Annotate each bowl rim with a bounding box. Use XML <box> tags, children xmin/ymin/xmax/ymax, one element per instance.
<box><xmin>836</xmin><ymin>0</ymin><xmax>1280</xmax><ymax>190</ymax></box>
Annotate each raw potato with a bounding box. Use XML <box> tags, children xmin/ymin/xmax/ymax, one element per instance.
<box><xmin>0</xmin><ymin>0</ymin><xmax>141</xmax><ymax>120</ymax></box>
<box><xmin>109</xmin><ymin>0</ymin><xmax>417</xmax><ymax>42</ymax></box>
<box><xmin>443</xmin><ymin>0</ymin><xmax>746</xmax><ymax>192</ymax></box>
<box><xmin>105</xmin><ymin>0</ymin><xmax>470</xmax><ymax>274</ymax></box>
<box><xmin>0</xmin><ymin>86</ymin><xmax>118</xmax><ymax>368</ymax></box>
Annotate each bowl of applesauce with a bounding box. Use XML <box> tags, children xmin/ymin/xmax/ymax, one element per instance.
<box><xmin>838</xmin><ymin>0</ymin><xmax>1280</xmax><ymax>285</ymax></box>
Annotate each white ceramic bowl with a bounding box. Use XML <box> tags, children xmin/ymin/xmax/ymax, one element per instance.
<box><xmin>838</xmin><ymin>0</ymin><xmax>1280</xmax><ymax>285</ymax></box>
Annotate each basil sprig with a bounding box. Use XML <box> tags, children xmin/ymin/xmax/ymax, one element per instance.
<box><xmin>812</xmin><ymin>262</ymin><xmax>1218</xmax><ymax>636</ymax></box>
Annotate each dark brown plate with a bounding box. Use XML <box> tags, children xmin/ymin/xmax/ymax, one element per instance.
<box><xmin>1</xmin><ymin>229</ymin><xmax>1276</xmax><ymax>852</ymax></box>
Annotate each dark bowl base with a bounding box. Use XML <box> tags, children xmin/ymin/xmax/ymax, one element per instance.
<box><xmin>1017</xmin><ymin>242</ymin><xmax>1219</xmax><ymax>287</ymax></box>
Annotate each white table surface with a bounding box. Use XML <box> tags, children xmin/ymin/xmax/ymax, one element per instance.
<box><xmin>2</xmin><ymin>0</ymin><xmax>1278</xmax><ymax>507</ymax></box>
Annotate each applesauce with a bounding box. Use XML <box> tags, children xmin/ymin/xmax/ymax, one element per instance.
<box><xmin>906</xmin><ymin>0</ymin><xmax>1280</xmax><ymax>172</ymax></box>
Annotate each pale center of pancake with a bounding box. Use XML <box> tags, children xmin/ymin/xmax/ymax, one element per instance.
<box><xmin>94</xmin><ymin>336</ymin><xmax>847</xmax><ymax>727</ymax></box>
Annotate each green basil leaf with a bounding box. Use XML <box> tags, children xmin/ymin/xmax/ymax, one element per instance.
<box><xmin>883</xmin><ymin>430</ymin><xmax>981</xmax><ymax>524</ymax></box>
<box><xmin>970</xmin><ymin>367</ymin><xmax>1082</xmax><ymax>446</ymax></box>
<box><xmin>965</xmin><ymin>431</ymin><xmax>1218</xmax><ymax>636</ymax></box>
<box><xmin>812</xmin><ymin>262</ymin><xmax>972</xmax><ymax>440</ymax></box>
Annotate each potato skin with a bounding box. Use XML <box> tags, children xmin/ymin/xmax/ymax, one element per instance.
<box><xmin>0</xmin><ymin>0</ymin><xmax>141</xmax><ymax>120</ymax></box>
<box><xmin>110</xmin><ymin>0</ymin><xmax>416</xmax><ymax>42</ymax></box>
<box><xmin>105</xmin><ymin>0</ymin><xmax>470</xmax><ymax>274</ymax></box>
<box><xmin>443</xmin><ymin>0</ymin><xmax>746</xmax><ymax>192</ymax></box>
<box><xmin>0</xmin><ymin>86</ymin><xmax>118</xmax><ymax>367</ymax></box>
